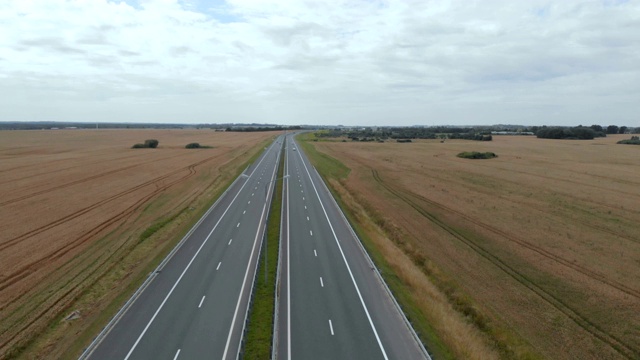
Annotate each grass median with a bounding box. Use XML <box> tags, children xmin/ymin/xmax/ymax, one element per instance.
<box><xmin>242</xmin><ymin>145</ymin><xmax>284</xmax><ymax>359</ymax></box>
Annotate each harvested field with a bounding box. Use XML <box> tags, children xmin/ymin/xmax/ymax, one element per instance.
<box><xmin>307</xmin><ymin>134</ymin><xmax>640</xmax><ymax>359</ymax></box>
<box><xmin>0</xmin><ymin>129</ymin><xmax>274</xmax><ymax>358</ymax></box>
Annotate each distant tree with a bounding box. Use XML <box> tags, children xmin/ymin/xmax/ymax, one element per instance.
<box><xmin>571</xmin><ymin>127</ymin><xmax>596</xmax><ymax>140</ymax></box>
<box><xmin>590</xmin><ymin>125</ymin><xmax>603</xmax><ymax>132</ymax></box>
<box><xmin>619</xmin><ymin>126</ymin><xmax>628</xmax><ymax>134</ymax></box>
<box><xmin>185</xmin><ymin>143</ymin><xmax>201</xmax><ymax>149</ymax></box>
<box><xmin>606</xmin><ymin>125</ymin><xmax>619</xmax><ymax>134</ymax></box>
<box><xmin>536</xmin><ymin>126</ymin><xmax>599</xmax><ymax>140</ymax></box>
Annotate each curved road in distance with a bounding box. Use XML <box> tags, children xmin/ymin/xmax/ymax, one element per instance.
<box><xmin>81</xmin><ymin>135</ymin><xmax>284</xmax><ymax>360</ymax></box>
<box><xmin>275</xmin><ymin>134</ymin><xmax>430</xmax><ymax>360</ymax></box>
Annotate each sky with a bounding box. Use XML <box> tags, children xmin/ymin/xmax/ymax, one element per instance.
<box><xmin>1</xmin><ymin>0</ymin><xmax>639</xmax><ymax>127</ymax></box>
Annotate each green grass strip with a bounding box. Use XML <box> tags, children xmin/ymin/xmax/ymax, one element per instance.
<box><xmin>243</xmin><ymin>145</ymin><xmax>284</xmax><ymax>360</ymax></box>
<box><xmin>138</xmin><ymin>208</ymin><xmax>187</xmax><ymax>243</ymax></box>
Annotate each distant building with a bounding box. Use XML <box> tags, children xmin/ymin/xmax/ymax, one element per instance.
<box><xmin>491</xmin><ymin>131</ymin><xmax>534</xmax><ymax>136</ymax></box>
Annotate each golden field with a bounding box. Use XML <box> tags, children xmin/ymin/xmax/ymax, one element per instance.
<box><xmin>0</xmin><ymin>129</ymin><xmax>274</xmax><ymax>358</ymax></box>
<box><xmin>305</xmin><ymin>134</ymin><xmax>639</xmax><ymax>359</ymax></box>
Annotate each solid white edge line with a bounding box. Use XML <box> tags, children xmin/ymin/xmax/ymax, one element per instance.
<box><xmin>122</xmin><ymin>142</ymin><xmax>270</xmax><ymax>360</ymax></box>
<box><xmin>222</xmin><ymin>141</ymin><xmax>280</xmax><ymax>360</ymax></box>
<box><xmin>173</xmin><ymin>348</ymin><xmax>181</xmax><ymax>360</ymax></box>
<box><xmin>198</xmin><ymin>296</ymin><xmax>206</xmax><ymax>308</ymax></box>
<box><xmin>295</xmin><ymin>139</ymin><xmax>389</xmax><ymax>360</ymax></box>
<box><xmin>286</xmin><ymin>141</ymin><xmax>292</xmax><ymax>360</ymax></box>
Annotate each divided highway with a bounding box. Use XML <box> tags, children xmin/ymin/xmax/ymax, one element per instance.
<box><xmin>81</xmin><ymin>132</ymin><xmax>429</xmax><ymax>360</ymax></box>
<box><xmin>82</xmin><ymin>135</ymin><xmax>284</xmax><ymax>360</ymax></box>
<box><xmin>275</xmin><ymin>135</ymin><xmax>430</xmax><ymax>360</ymax></box>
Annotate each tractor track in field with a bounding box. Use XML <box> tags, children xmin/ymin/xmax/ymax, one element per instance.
<box><xmin>0</xmin><ymin>152</ymin><xmax>213</xmax><ymax>252</ymax></box>
<box><xmin>400</xmin><ymin>162</ymin><xmax>640</xmax><ymax>245</ymax></box>
<box><xmin>0</xmin><ymin>154</ymin><xmax>223</xmax><ymax>296</ymax></box>
<box><xmin>371</xmin><ymin>168</ymin><xmax>639</xmax><ymax>359</ymax></box>
<box><xmin>0</xmin><ymin>152</ymin><xmax>155</xmax><ymax>187</ymax></box>
<box><xmin>449</xmin><ymin>157</ymin><xmax>640</xmax><ymax>218</ymax></box>
<box><xmin>0</xmin><ymin>151</ymin><xmax>194</xmax><ymax>206</ymax></box>
<box><xmin>0</xmin><ymin>153</ymin><xmax>239</xmax><ymax>358</ymax></box>
<box><xmin>0</xmin><ymin>148</ymin><xmax>109</xmax><ymax>174</ymax></box>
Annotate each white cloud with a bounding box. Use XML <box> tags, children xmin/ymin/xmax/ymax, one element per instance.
<box><xmin>0</xmin><ymin>0</ymin><xmax>638</xmax><ymax>126</ymax></box>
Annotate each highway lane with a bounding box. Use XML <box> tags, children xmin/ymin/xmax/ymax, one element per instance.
<box><xmin>82</xmin><ymin>135</ymin><xmax>284</xmax><ymax>360</ymax></box>
<box><xmin>276</xmin><ymin>134</ymin><xmax>430</xmax><ymax>360</ymax></box>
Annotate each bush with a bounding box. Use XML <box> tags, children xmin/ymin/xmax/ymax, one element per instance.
<box><xmin>457</xmin><ymin>151</ymin><xmax>497</xmax><ymax>159</ymax></box>
<box><xmin>132</xmin><ymin>139</ymin><xmax>160</xmax><ymax>149</ymax></box>
<box><xmin>185</xmin><ymin>143</ymin><xmax>212</xmax><ymax>149</ymax></box>
<box><xmin>144</xmin><ymin>139</ymin><xmax>159</xmax><ymax>148</ymax></box>
<box><xmin>396</xmin><ymin>139</ymin><xmax>412</xmax><ymax>143</ymax></box>
<box><xmin>617</xmin><ymin>136</ymin><xmax>640</xmax><ymax>145</ymax></box>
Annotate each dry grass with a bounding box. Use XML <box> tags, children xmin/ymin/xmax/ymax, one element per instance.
<box><xmin>327</xmin><ymin>177</ymin><xmax>500</xmax><ymax>360</ymax></box>
<box><xmin>0</xmin><ymin>129</ymin><xmax>275</xmax><ymax>359</ymax></box>
<box><xmin>309</xmin><ymin>134</ymin><xmax>640</xmax><ymax>359</ymax></box>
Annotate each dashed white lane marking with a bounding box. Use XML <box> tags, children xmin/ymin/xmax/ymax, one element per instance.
<box><xmin>302</xmin><ymin>197</ymin><xmax>305</xmax><ymax>200</ymax></box>
<box><xmin>329</xmin><ymin>320</ymin><xmax>334</xmax><ymax>335</ymax></box>
<box><xmin>198</xmin><ymin>296</ymin><xmax>206</xmax><ymax>308</ymax></box>
<box><xmin>216</xmin><ymin>262</ymin><xmax>222</xmax><ymax>270</ymax></box>
<box><xmin>248</xmin><ymin>201</ymin><xmax>251</xmax><ymax>204</ymax></box>
<box><xmin>173</xmin><ymin>349</ymin><xmax>181</xmax><ymax>360</ymax></box>
<box><xmin>228</xmin><ymin>239</ymin><xmax>233</xmax><ymax>245</ymax></box>
<box><xmin>237</xmin><ymin>222</ymin><xmax>240</xmax><ymax>227</ymax></box>
<box><xmin>304</xmin><ymin>205</ymin><xmax>307</xmax><ymax>209</ymax></box>
<box><xmin>307</xmin><ymin>216</ymin><xmax>309</xmax><ymax>221</ymax></box>
<box><xmin>314</xmin><ymin>249</ymin><xmax>317</xmax><ymax>257</ymax></box>
<box><xmin>255</xmin><ymin>186</ymin><xmax>258</xmax><ymax>190</ymax></box>
<box><xmin>243</xmin><ymin>210</ymin><xmax>246</xmax><ymax>214</ymax></box>
<box><xmin>310</xmin><ymin>230</ymin><xmax>313</xmax><ymax>236</ymax></box>
<box><xmin>320</xmin><ymin>277</ymin><xmax>324</xmax><ymax>287</ymax></box>
<box><xmin>301</xmin><ymin>190</ymin><xmax>303</xmax><ymax>193</ymax></box>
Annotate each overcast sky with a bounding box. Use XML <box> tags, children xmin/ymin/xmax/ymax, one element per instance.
<box><xmin>1</xmin><ymin>0</ymin><xmax>638</xmax><ymax>126</ymax></box>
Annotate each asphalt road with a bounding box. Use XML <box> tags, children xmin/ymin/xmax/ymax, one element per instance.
<box><xmin>82</xmin><ymin>135</ymin><xmax>284</xmax><ymax>360</ymax></box>
<box><xmin>275</xmin><ymin>135</ymin><xmax>430</xmax><ymax>360</ymax></box>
